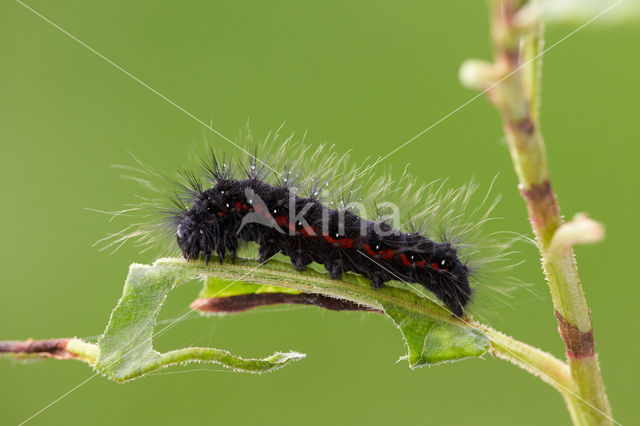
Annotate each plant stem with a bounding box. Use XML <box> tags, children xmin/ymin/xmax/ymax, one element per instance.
<box><xmin>475</xmin><ymin>322</ymin><xmax>585</xmax><ymax>424</ymax></box>
<box><xmin>469</xmin><ymin>1</ymin><xmax>612</xmax><ymax>424</ymax></box>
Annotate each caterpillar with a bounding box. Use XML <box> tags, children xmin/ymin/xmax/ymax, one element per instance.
<box><xmin>174</xmin><ymin>157</ymin><xmax>471</xmax><ymax>316</ymax></box>
<box><xmin>99</xmin><ymin>127</ymin><xmax>510</xmax><ymax>318</ymax></box>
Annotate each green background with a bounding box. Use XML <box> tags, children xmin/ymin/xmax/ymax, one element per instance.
<box><xmin>1</xmin><ymin>1</ymin><xmax>638</xmax><ymax>425</ymax></box>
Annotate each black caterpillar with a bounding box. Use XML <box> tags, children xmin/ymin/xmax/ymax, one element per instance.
<box><xmin>172</xmin><ymin>153</ymin><xmax>472</xmax><ymax>317</ymax></box>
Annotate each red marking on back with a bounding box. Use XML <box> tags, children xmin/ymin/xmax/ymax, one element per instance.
<box><xmin>234</xmin><ymin>201</ymin><xmax>243</xmax><ymax>210</ymax></box>
<box><xmin>379</xmin><ymin>249</ymin><xmax>394</xmax><ymax>260</ymax></box>
<box><xmin>416</xmin><ymin>260</ymin><xmax>426</xmax><ymax>268</ymax></box>
<box><xmin>400</xmin><ymin>254</ymin><xmax>411</xmax><ymax>266</ymax></box>
<box><xmin>323</xmin><ymin>234</ymin><xmax>353</xmax><ymax>248</ymax></box>
<box><xmin>339</xmin><ymin>238</ymin><xmax>354</xmax><ymax>249</ymax></box>
<box><xmin>431</xmin><ymin>262</ymin><xmax>439</xmax><ymax>270</ymax></box>
<box><xmin>218</xmin><ymin>212</ymin><xmax>225</xmax><ymax>217</ymax></box>
<box><xmin>363</xmin><ymin>244</ymin><xmax>376</xmax><ymax>256</ymax></box>
<box><xmin>275</xmin><ymin>216</ymin><xmax>288</xmax><ymax>226</ymax></box>
<box><xmin>300</xmin><ymin>226</ymin><xmax>315</xmax><ymax>237</ymax></box>
<box><xmin>363</xmin><ymin>244</ymin><xmax>392</xmax><ymax>259</ymax></box>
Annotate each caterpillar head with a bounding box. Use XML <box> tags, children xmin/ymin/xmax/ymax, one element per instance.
<box><xmin>430</xmin><ymin>243</ymin><xmax>471</xmax><ymax>317</ymax></box>
<box><xmin>175</xmin><ymin>190</ymin><xmax>226</xmax><ymax>261</ymax></box>
<box><xmin>175</xmin><ymin>213</ymin><xmax>214</xmax><ymax>261</ymax></box>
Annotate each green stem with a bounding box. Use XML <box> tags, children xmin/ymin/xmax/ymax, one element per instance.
<box><xmin>476</xmin><ymin>323</ymin><xmax>585</xmax><ymax>425</ymax></box>
<box><xmin>469</xmin><ymin>1</ymin><xmax>612</xmax><ymax>424</ymax></box>
<box><xmin>66</xmin><ymin>338</ymin><xmax>99</xmax><ymax>363</ymax></box>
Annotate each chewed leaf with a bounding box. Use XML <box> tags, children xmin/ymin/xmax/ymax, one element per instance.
<box><xmin>1</xmin><ymin>256</ymin><xmax>491</xmax><ymax>382</ymax></box>
<box><xmin>383</xmin><ymin>304</ymin><xmax>489</xmax><ymax>367</ymax></box>
<box><xmin>180</xmin><ymin>257</ymin><xmax>489</xmax><ymax>365</ymax></box>
<box><xmin>95</xmin><ymin>262</ymin><xmax>304</xmax><ymax>382</ymax></box>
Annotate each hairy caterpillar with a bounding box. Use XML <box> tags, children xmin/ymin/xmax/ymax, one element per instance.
<box><xmin>98</xmin><ymin>127</ymin><xmax>512</xmax><ymax>318</ymax></box>
<box><xmin>175</xmin><ymin>159</ymin><xmax>471</xmax><ymax>317</ymax></box>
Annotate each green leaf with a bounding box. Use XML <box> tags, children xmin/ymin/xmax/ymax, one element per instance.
<box><xmin>199</xmin><ymin>276</ymin><xmax>301</xmax><ymax>298</ymax></box>
<box><xmin>382</xmin><ymin>304</ymin><xmax>489</xmax><ymax>367</ymax></box>
<box><xmin>95</xmin><ymin>262</ymin><xmax>305</xmax><ymax>382</ymax></box>
<box><xmin>181</xmin><ymin>257</ymin><xmax>490</xmax><ymax>367</ymax></box>
<box><xmin>0</xmin><ymin>256</ymin><xmax>491</xmax><ymax>381</ymax></box>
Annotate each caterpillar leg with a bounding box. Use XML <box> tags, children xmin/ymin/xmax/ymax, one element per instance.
<box><xmin>370</xmin><ymin>272</ymin><xmax>386</xmax><ymax>289</ymax></box>
<box><xmin>325</xmin><ymin>260</ymin><xmax>345</xmax><ymax>280</ymax></box>
<box><xmin>216</xmin><ymin>247</ymin><xmax>226</xmax><ymax>264</ymax></box>
<box><xmin>258</xmin><ymin>243</ymin><xmax>279</xmax><ymax>263</ymax></box>
<box><xmin>292</xmin><ymin>258</ymin><xmax>308</xmax><ymax>272</ymax></box>
<box><xmin>227</xmin><ymin>239</ymin><xmax>238</xmax><ymax>263</ymax></box>
<box><xmin>290</xmin><ymin>250</ymin><xmax>313</xmax><ymax>272</ymax></box>
<box><xmin>328</xmin><ymin>266</ymin><xmax>341</xmax><ymax>280</ymax></box>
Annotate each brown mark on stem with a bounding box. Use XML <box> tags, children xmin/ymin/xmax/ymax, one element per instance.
<box><xmin>503</xmin><ymin>48</ymin><xmax>521</xmax><ymax>68</ymax></box>
<box><xmin>555</xmin><ymin>311</ymin><xmax>595</xmax><ymax>359</ymax></box>
<box><xmin>519</xmin><ymin>181</ymin><xmax>560</xmax><ymax>230</ymax></box>
<box><xmin>0</xmin><ymin>338</ymin><xmax>77</xmax><ymax>359</ymax></box>
<box><xmin>508</xmin><ymin>116</ymin><xmax>536</xmax><ymax>136</ymax></box>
